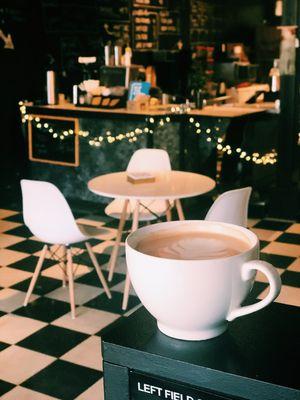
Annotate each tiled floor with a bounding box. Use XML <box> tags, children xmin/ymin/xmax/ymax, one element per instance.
<box><xmin>0</xmin><ymin>208</ymin><xmax>299</xmax><ymax>399</ymax></box>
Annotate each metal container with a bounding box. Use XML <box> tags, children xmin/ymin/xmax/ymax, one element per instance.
<box><xmin>195</xmin><ymin>89</ymin><xmax>204</xmax><ymax>109</ymax></box>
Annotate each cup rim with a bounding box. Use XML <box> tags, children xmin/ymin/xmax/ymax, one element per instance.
<box><xmin>126</xmin><ymin>220</ymin><xmax>259</xmax><ymax>263</ymax></box>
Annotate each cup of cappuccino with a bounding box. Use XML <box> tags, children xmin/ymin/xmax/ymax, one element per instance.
<box><xmin>126</xmin><ymin>221</ymin><xmax>281</xmax><ymax>341</ymax></box>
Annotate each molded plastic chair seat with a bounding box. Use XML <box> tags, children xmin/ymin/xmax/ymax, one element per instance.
<box><xmin>105</xmin><ymin>198</ymin><xmax>170</xmax><ymax>221</ymax></box>
<box><xmin>105</xmin><ymin>148</ymin><xmax>173</xmax><ymax>221</ymax></box>
<box><xmin>78</xmin><ymin>224</ymin><xmax>107</xmax><ymax>238</ymax></box>
<box><xmin>205</xmin><ymin>187</ymin><xmax>252</xmax><ymax>227</ymax></box>
<box><xmin>21</xmin><ymin>179</ymin><xmax>111</xmax><ymax>319</ymax></box>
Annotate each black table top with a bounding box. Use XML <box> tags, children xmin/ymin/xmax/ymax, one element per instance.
<box><xmin>102</xmin><ymin>302</ymin><xmax>300</xmax><ymax>400</ymax></box>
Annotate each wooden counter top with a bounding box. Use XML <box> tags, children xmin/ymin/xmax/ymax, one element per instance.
<box><xmin>24</xmin><ymin>102</ymin><xmax>275</xmax><ymax>119</ymax></box>
<box><xmin>189</xmin><ymin>103</ymin><xmax>276</xmax><ymax>118</ymax></box>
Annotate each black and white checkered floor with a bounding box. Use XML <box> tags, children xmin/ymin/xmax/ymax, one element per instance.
<box><xmin>0</xmin><ymin>208</ymin><xmax>299</xmax><ymax>399</ymax></box>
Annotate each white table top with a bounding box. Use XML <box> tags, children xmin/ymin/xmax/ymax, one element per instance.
<box><xmin>88</xmin><ymin>171</ymin><xmax>216</xmax><ymax>200</ymax></box>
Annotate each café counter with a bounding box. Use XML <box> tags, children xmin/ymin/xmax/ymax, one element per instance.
<box><xmin>22</xmin><ymin>102</ymin><xmax>276</xmax><ymax>204</ymax></box>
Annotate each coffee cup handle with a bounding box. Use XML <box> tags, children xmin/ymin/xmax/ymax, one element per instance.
<box><xmin>227</xmin><ymin>260</ymin><xmax>282</xmax><ymax>322</ymax></box>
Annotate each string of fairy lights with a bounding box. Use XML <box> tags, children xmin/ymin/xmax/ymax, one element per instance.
<box><xmin>19</xmin><ymin>101</ymin><xmax>277</xmax><ymax>165</ymax></box>
<box><xmin>188</xmin><ymin>117</ymin><xmax>277</xmax><ymax>165</ymax></box>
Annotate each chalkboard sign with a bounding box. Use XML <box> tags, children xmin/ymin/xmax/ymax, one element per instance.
<box><xmin>132</xmin><ymin>8</ymin><xmax>159</xmax><ymax>50</ymax></box>
<box><xmin>28</xmin><ymin>115</ymin><xmax>79</xmax><ymax>167</ymax></box>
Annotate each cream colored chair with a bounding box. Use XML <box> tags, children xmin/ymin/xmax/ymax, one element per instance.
<box><xmin>205</xmin><ymin>187</ymin><xmax>252</xmax><ymax>227</ymax></box>
<box><xmin>21</xmin><ymin>179</ymin><xmax>111</xmax><ymax>319</ymax></box>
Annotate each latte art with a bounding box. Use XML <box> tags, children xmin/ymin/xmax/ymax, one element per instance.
<box><xmin>136</xmin><ymin>230</ymin><xmax>250</xmax><ymax>260</ymax></box>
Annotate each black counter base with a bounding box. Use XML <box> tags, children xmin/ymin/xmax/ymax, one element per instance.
<box><xmin>102</xmin><ymin>304</ymin><xmax>300</xmax><ymax>400</ymax></box>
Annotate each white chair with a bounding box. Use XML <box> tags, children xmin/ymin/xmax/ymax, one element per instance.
<box><xmin>106</xmin><ymin>149</ymin><xmax>176</xmax><ymax>284</ymax></box>
<box><xmin>105</xmin><ymin>148</ymin><xmax>173</xmax><ymax>221</ymax></box>
<box><xmin>205</xmin><ymin>187</ymin><xmax>252</xmax><ymax>227</ymax></box>
<box><xmin>21</xmin><ymin>179</ymin><xmax>111</xmax><ymax>319</ymax></box>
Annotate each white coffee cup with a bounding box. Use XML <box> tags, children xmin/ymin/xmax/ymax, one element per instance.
<box><xmin>126</xmin><ymin>220</ymin><xmax>282</xmax><ymax>341</ymax></box>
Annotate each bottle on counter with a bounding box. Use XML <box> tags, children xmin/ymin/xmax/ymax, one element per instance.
<box><xmin>46</xmin><ymin>70</ymin><xmax>58</xmax><ymax>105</ymax></box>
<box><xmin>104</xmin><ymin>42</ymin><xmax>114</xmax><ymax>66</ymax></box>
<box><xmin>114</xmin><ymin>45</ymin><xmax>122</xmax><ymax>66</ymax></box>
<box><xmin>124</xmin><ymin>44</ymin><xmax>132</xmax><ymax>67</ymax></box>
<box><xmin>269</xmin><ymin>59</ymin><xmax>280</xmax><ymax>93</ymax></box>
<box><xmin>191</xmin><ymin>88</ymin><xmax>204</xmax><ymax>109</ymax></box>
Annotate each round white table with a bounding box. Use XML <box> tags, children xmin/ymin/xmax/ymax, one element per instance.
<box><xmin>88</xmin><ymin>170</ymin><xmax>215</xmax><ymax>201</ymax></box>
<box><xmin>88</xmin><ymin>170</ymin><xmax>216</xmax><ymax>309</ymax></box>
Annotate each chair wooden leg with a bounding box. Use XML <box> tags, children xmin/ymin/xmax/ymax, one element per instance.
<box><xmin>166</xmin><ymin>200</ymin><xmax>172</xmax><ymax>222</ymax></box>
<box><xmin>24</xmin><ymin>244</ymin><xmax>47</xmax><ymax>306</ymax></box>
<box><xmin>66</xmin><ymin>248</ymin><xmax>76</xmax><ymax>319</ymax></box>
<box><xmin>86</xmin><ymin>242</ymin><xmax>112</xmax><ymax>299</ymax></box>
<box><xmin>122</xmin><ymin>273</ymin><xmax>131</xmax><ymax>311</ymax></box>
<box><xmin>108</xmin><ymin>199</ymin><xmax>129</xmax><ymax>282</ymax></box>
<box><xmin>122</xmin><ymin>200</ymin><xmax>140</xmax><ymax>310</ymax></box>
<box><xmin>61</xmin><ymin>245</ymin><xmax>67</xmax><ymax>287</ymax></box>
<box><xmin>175</xmin><ymin>199</ymin><xmax>185</xmax><ymax>221</ymax></box>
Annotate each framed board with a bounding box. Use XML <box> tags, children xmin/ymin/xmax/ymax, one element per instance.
<box><xmin>28</xmin><ymin>115</ymin><xmax>79</xmax><ymax>167</ymax></box>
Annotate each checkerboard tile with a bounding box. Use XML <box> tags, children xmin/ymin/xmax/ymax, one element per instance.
<box><xmin>14</xmin><ymin>297</ymin><xmax>72</xmax><ymax>323</ymax></box>
<box><xmin>0</xmin><ymin>380</ymin><xmax>15</xmax><ymax>397</ymax></box>
<box><xmin>0</xmin><ymin>267</ymin><xmax>32</xmax><ymax>287</ymax></box>
<box><xmin>0</xmin><ymin>210</ymin><xmax>298</xmax><ymax>399</ymax></box>
<box><xmin>45</xmin><ymin>282</ymin><xmax>102</xmax><ymax>305</ymax></box>
<box><xmin>7</xmin><ymin>240</ymin><xmax>46</xmax><ymax>254</ymax></box>
<box><xmin>41</xmin><ymin>263</ymin><xmax>90</xmax><ymax>281</ymax></box>
<box><xmin>18</xmin><ymin>325</ymin><xmax>88</xmax><ymax>358</ymax></box>
<box><xmin>0</xmin><ymin>288</ymin><xmax>39</xmax><ymax>312</ymax></box>
<box><xmin>261</xmin><ymin>242</ymin><xmax>300</xmax><ymax>257</ymax></box>
<box><xmin>61</xmin><ymin>335</ymin><xmax>102</xmax><ymax>371</ymax></box>
<box><xmin>1</xmin><ymin>386</ymin><xmax>59</xmax><ymax>400</ymax></box>
<box><xmin>0</xmin><ymin>314</ymin><xmax>47</xmax><ymax>345</ymax></box>
<box><xmin>0</xmin><ymin>209</ymin><xmax>19</xmax><ymax>220</ymax></box>
<box><xmin>0</xmin><ymin>249</ymin><xmax>29</xmax><ymax>266</ymax></box>
<box><xmin>9</xmin><ymin>255</ymin><xmax>57</xmax><ymax>272</ymax></box>
<box><xmin>288</xmin><ymin>258</ymin><xmax>300</xmax><ymax>272</ymax></box>
<box><xmin>52</xmin><ymin>307</ymin><xmax>120</xmax><ymax>335</ymax></box>
<box><xmin>75</xmin><ymin>378</ymin><xmax>104</xmax><ymax>400</ymax></box>
<box><xmin>4</xmin><ymin>213</ymin><xmax>24</xmax><ymax>223</ymax></box>
<box><xmin>286</xmin><ymin>223</ymin><xmax>300</xmax><ymax>234</ymax></box>
<box><xmin>23</xmin><ymin>360</ymin><xmax>102</xmax><ymax>399</ymax></box>
<box><xmin>0</xmin><ymin>221</ymin><xmax>21</xmax><ymax>234</ymax></box>
<box><xmin>0</xmin><ymin>234</ymin><xmax>25</xmax><ymax>249</ymax></box>
<box><xmin>0</xmin><ymin>345</ymin><xmax>54</xmax><ymax>384</ymax></box>
<box><xmin>12</xmin><ymin>276</ymin><xmax>62</xmax><ymax>296</ymax></box>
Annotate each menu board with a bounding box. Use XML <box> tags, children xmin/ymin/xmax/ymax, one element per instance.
<box><xmin>132</xmin><ymin>2</ymin><xmax>180</xmax><ymax>50</ymax></box>
<box><xmin>132</xmin><ymin>8</ymin><xmax>159</xmax><ymax>50</ymax></box>
<box><xmin>159</xmin><ymin>10</ymin><xmax>179</xmax><ymax>34</ymax></box>
<box><xmin>28</xmin><ymin>116</ymin><xmax>79</xmax><ymax>167</ymax></box>
<box><xmin>133</xmin><ymin>0</ymin><xmax>165</xmax><ymax>8</ymax></box>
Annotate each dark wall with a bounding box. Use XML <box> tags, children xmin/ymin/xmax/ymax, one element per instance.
<box><xmin>217</xmin><ymin>0</ymin><xmax>280</xmax><ymax>79</ymax></box>
<box><xmin>0</xmin><ymin>0</ymin><xmax>46</xmax><ymax>100</ymax></box>
<box><xmin>0</xmin><ymin>0</ymin><xmax>282</xmax><ymax>100</ymax></box>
